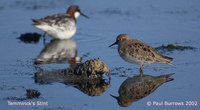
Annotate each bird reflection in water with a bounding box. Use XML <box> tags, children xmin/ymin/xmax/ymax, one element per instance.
<box><xmin>34</xmin><ymin>39</ymin><xmax>81</xmax><ymax>68</ymax></box>
<box><xmin>111</xmin><ymin>72</ymin><xmax>174</xmax><ymax>107</ymax></box>
<box><xmin>35</xmin><ymin>69</ymin><xmax>110</xmax><ymax>96</ymax></box>
<box><xmin>35</xmin><ymin>58</ymin><xmax>110</xmax><ymax>96</ymax></box>
<box><xmin>34</xmin><ymin>39</ymin><xmax>110</xmax><ymax>96</ymax></box>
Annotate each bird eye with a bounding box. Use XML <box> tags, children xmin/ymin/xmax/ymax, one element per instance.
<box><xmin>119</xmin><ymin>38</ymin><xmax>124</xmax><ymax>41</ymax></box>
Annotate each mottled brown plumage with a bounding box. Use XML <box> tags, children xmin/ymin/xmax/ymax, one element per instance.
<box><xmin>109</xmin><ymin>34</ymin><xmax>173</xmax><ymax>72</ymax></box>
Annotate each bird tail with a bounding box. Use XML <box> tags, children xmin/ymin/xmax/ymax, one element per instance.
<box><xmin>158</xmin><ymin>73</ymin><xmax>175</xmax><ymax>82</ymax></box>
<box><xmin>162</xmin><ymin>55</ymin><xmax>173</xmax><ymax>65</ymax></box>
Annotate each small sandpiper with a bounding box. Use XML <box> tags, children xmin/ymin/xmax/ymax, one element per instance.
<box><xmin>109</xmin><ymin>34</ymin><xmax>173</xmax><ymax>73</ymax></box>
<box><xmin>32</xmin><ymin>5</ymin><xmax>88</xmax><ymax>39</ymax></box>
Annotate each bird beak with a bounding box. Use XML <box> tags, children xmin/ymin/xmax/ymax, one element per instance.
<box><xmin>109</xmin><ymin>41</ymin><xmax>117</xmax><ymax>47</ymax></box>
<box><xmin>110</xmin><ymin>94</ymin><xmax>118</xmax><ymax>100</ymax></box>
<box><xmin>80</xmin><ymin>12</ymin><xmax>89</xmax><ymax>18</ymax></box>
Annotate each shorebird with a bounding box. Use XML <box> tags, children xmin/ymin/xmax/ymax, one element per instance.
<box><xmin>110</xmin><ymin>73</ymin><xmax>174</xmax><ymax>107</ymax></box>
<box><xmin>32</xmin><ymin>5</ymin><xmax>88</xmax><ymax>40</ymax></box>
<box><xmin>109</xmin><ymin>34</ymin><xmax>173</xmax><ymax>73</ymax></box>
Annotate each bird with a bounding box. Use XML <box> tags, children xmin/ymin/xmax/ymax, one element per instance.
<box><xmin>32</xmin><ymin>5</ymin><xmax>88</xmax><ymax>40</ymax></box>
<box><xmin>109</xmin><ymin>34</ymin><xmax>173</xmax><ymax>73</ymax></box>
<box><xmin>110</xmin><ymin>73</ymin><xmax>174</xmax><ymax>107</ymax></box>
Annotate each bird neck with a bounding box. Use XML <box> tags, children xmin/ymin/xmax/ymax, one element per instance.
<box><xmin>67</xmin><ymin>10</ymin><xmax>77</xmax><ymax>23</ymax></box>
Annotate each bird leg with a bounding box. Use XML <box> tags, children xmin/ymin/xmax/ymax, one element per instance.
<box><xmin>42</xmin><ymin>32</ymin><xmax>46</xmax><ymax>46</ymax></box>
<box><xmin>139</xmin><ymin>65</ymin><xmax>143</xmax><ymax>77</ymax></box>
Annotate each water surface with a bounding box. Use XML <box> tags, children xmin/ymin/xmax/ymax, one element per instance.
<box><xmin>0</xmin><ymin>0</ymin><xmax>200</xmax><ymax>110</ymax></box>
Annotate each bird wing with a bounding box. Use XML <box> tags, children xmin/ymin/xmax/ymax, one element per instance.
<box><xmin>123</xmin><ymin>39</ymin><xmax>173</xmax><ymax>63</ymax></box>
<box><xmin>121</xmin><ymin>39</ymin><xmax>159</xmax><ymax>62</ymax></box>
<box><xmin>32</xmin><ymin>13</ymin><xmax>73</xmax><ymax>26</ymax></box>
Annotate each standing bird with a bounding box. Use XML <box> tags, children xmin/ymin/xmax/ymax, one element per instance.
<box><xmin>109</xmin><ymin>34</ymin><xmax>173</xmax><ymax>73</ymax></box>
<box><xmin>32</xmin><ymin>5</ymin><xmax>88</xmax><ymax>40</ymax></box>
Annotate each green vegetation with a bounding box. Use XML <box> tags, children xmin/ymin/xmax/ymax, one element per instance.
<box><xmin>155</xmin><ymin>44</ymin><xmax>195</xmax><ymax>52</ymax></box>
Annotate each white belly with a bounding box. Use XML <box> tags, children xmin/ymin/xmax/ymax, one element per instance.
<box><xmin>35</xmin><ymin>21</ymin><xmax>76</xmax><ymax>39</ymax></box>
<box><xmin>120</xmin><ymin>54</ymin><xmax>152</xmax><ymax>65</ymax></box>
<box><xmin>45</xmin><ymin>27</ymin><xmax>76</xmax><ymax>39</ymax></box>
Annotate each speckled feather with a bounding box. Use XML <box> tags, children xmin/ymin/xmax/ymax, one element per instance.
<box><xmin>116</xmin><ymin>34</ymin><xmax>173</xmax><ymax>65</ymax></box>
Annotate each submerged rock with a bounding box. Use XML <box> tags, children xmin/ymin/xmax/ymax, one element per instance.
<box><xmin>111</xmin><ymin>73</ymin><xmax>174</xmax><ymax>107</ymax></box>
<box><xmin>26</xmin><ymin>89</ymin><xmax>40</xmax><ymax>99</ymax></box>
<box><xmin>74</xmin><ymin>59</ymin><xmax>110</xmax><ymax>78</ymax></box>
<box><xmin>35</xmin><ymin>58</ymin><xmax>109</xmax><ymax>80</ymax></box>
<box><xmin>35</xmin><ymin>58</ymin><xmax>110</xmax><ymax>96</ymax></box>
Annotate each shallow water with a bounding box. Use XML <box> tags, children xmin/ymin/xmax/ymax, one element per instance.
<box><xmin>0</xmin><ymin>0</ymin><xmax>200</xmax><ymax>110</ymax></box>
